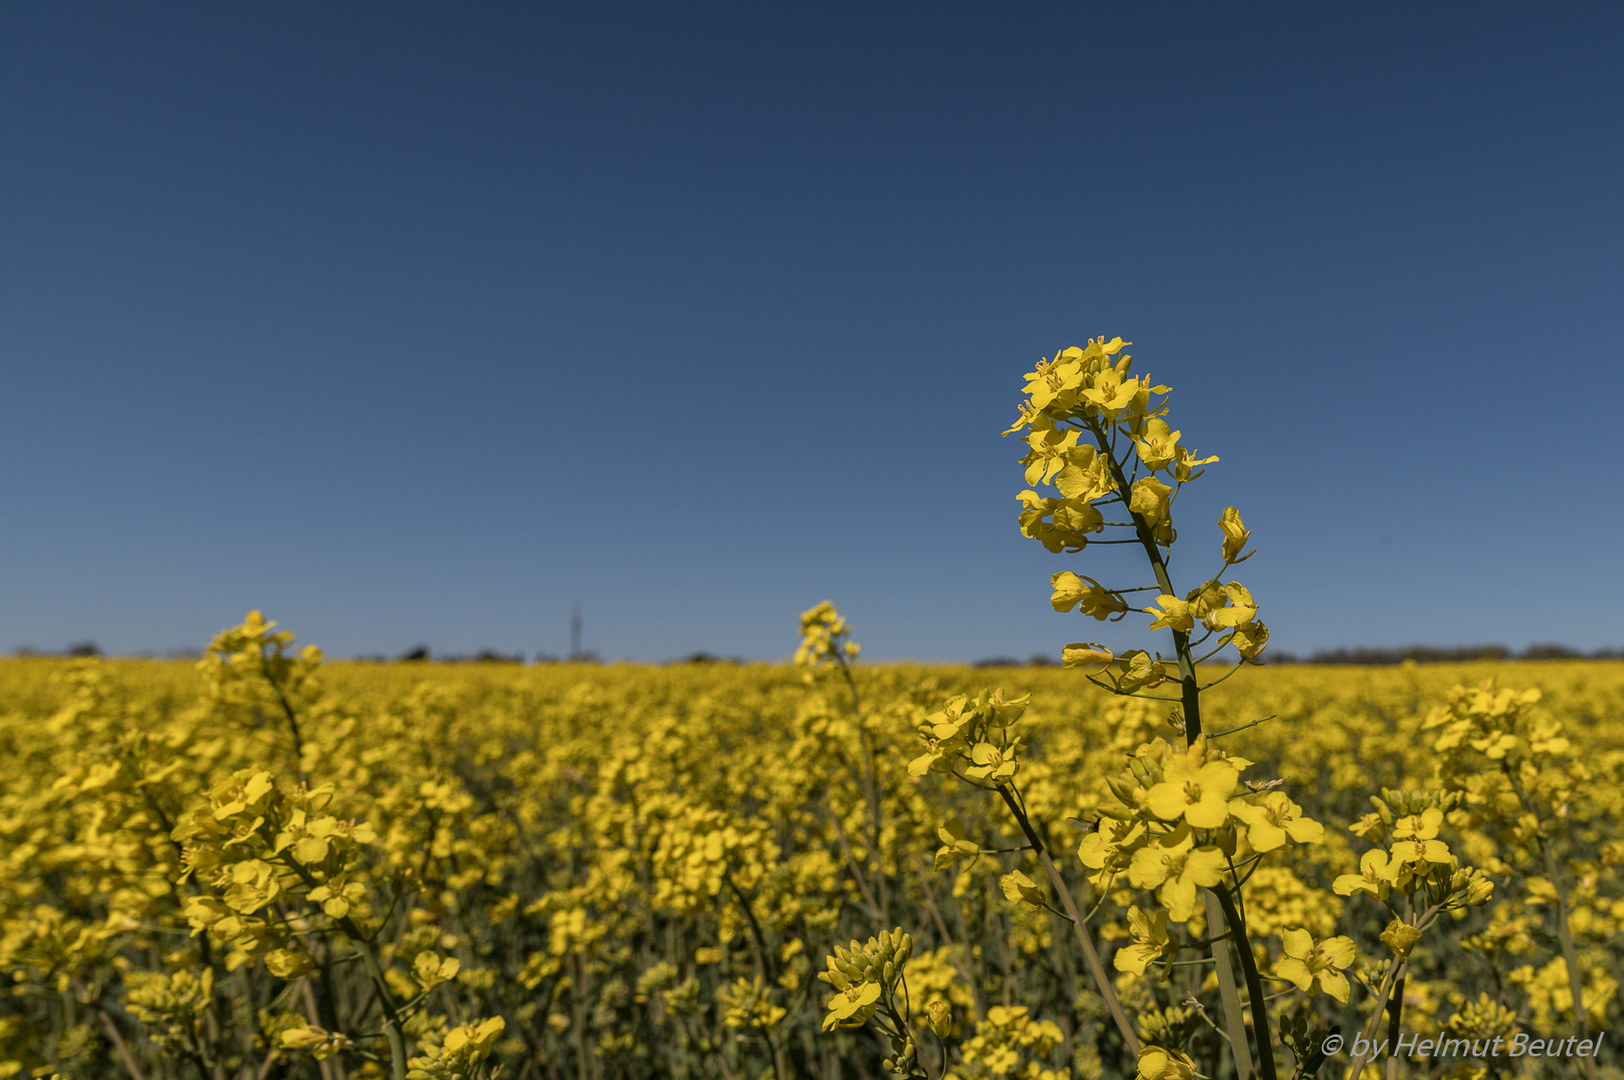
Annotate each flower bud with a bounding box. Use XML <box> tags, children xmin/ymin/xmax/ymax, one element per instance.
<box><xmin>1379</xmin><ymin>919</ymin><xmax>1423</xmax><ymax>960</ymax></box>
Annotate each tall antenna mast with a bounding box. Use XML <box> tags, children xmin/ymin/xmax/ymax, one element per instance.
<box><xmin>569</xmin><ymin>601</ymin><xmax>582</xmax><ymax>661</ymax></box>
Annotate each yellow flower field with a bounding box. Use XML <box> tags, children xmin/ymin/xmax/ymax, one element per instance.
<box><xmin>3</xmin><ymin>622</ymin><xmax>1621</xmax><ymax>1080</ymax></box>
<box><xmin>6</xmin><ymin>337</ymin><xmax>1620</xmax><ymax>1080</ymax></box>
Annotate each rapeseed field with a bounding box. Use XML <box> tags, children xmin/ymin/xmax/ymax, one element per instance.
<box><xmin>2</xmin><ymin>638</ymin><xmax>1619</xmax><ymax>1080</ymax></box>
<box><xmin>6</xmin><ymin>339</ymin><xmax>1619</xmax><ymax>1080</ymax></box>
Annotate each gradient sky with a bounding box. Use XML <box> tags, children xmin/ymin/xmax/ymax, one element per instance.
<box><xmin>2</xmin><ymin>2</ymin><xmax>1621</xmax><ymax>662</ymax></box>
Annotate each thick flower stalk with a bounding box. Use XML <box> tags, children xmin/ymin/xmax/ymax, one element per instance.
<box><xmin>1005</xmin><ymin>337</ymin><xmax>1280</xmax><ymax>1080</ymax></box>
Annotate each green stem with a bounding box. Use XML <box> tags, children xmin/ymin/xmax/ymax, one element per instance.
<box><xmin>260</xmin><ymin>661</ymin><xmax>308</xmax><ymax>785</ymax></box>
<box><xmin>837</xmin><ymin>654</ymin><xmax>887</xmax><ymax>921</ymax></box>
<box><xmin>84</xmin><ymin>998</ymin><xmax>149</xmax><ymax>1080</ymax></box>
<box><xmin>1207</xmin><ymin>716</ymin><xmax>1277</xmax><ymax>740</ymax></box>
<box><xmin>1501</xmin><ymin>763</ymin><xmax>1598</xmax><ymax>1080</ymax></box>
<box><xmin>1380</xmin><ymin>899</ymin><xmax>1414</xmax><ymax>1080</ymax></box>
<box><xmin>1542</xmin><ymin>845</ymin><xmax>1598</xmax><ymax>1080</ymax></box>
<box><xmin>825</xmin><ymin>798</ymin><xmax>884</xmax><ymax>919</ymax></box>
<box><xmin>1384</xmin><ymin>967</ymin><xmax>1406</xmax><ymax>1080</ymax></box>
<box><xmin>1084</xmin><ymin>415</ymin><xmax>1202</xmax><ymax>741</ymax></box>
<box><xmin>761</xmin><ymin>1025</ymin><xmax>787</xmax><ymax>1080</ymax></box>
<box><xmin>1212</xmin><ymin>886</ymin><xmax>1277</xmax><ymax>1080</ymax></box>
<box><xmin>1087</xmin><ymin>411</ymin><xmax>1254</xmax><ymax>1080</ymax></box>
<box><xmin>724</xmin><ymin>875</ymin><xmax>775</xmax><ymax>983</ymax></box>
<box><xmin>1347</xmin><ymin>959</ymin><xmax>1404</xmax><ymax>1079</ymax></box>
<box><xmin>994</xmin><ymin>783</ymin><xmax>1141</xmax><ymax>1054</ymax></box>
<box><xmin>1199</xmin><ymin>663</ymin><xmax>1246</xmax><ymax>692</ymax></box>
<box><xmin>1083</xmin><ymin>674</ymin><xmax>1183</xmax><ymax>702</ymax></box>
<box><xmin>895</xmin><ymin>976</ymin><xmax>941</xmax><ymax>1080</ymax></box>
<box><xmin>1204</xmin><ymin>891</ymin><xmax>1254</xmax><ymax>1080</ymax></box>
<box><xmin>341</xmin><ymin>922</ymin><xmax>408</xmax><ymax>1080</ymax></box>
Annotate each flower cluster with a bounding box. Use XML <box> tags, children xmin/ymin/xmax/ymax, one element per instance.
<box><xmin>818</xmin><ymin>930</ymin><xmax>927</xmax><ymax>1073</ymax></box>
<box><xmin>1003</xmin><ymin>339</ymin><xmax>1267</xmax><ymax>671</ymax></box>
<box><xmin>1078</xmin><ymin>736</ymin><xmax>1325</xmax><ymax>921</ymax></box>
<box><xmin>795</xmin><ymin>600</ymin><xmax>861</xmax><ymax>670</ymax></box>
<box><xmin>908</xmin><ymin>689</ymin><xmax>1033</xmax><ymax>783</ymax></box>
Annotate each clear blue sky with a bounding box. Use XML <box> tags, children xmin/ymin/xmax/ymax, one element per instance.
<box><xmin>2</xmin><ymin>2</ymin><xmax>1620</xmax><ymax>662</ymax></box>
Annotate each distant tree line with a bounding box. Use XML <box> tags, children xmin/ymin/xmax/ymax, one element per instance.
<box><xmin>13</xmin><ymin>643</ymin><xmax>1620</xmax><ymax>666</ymax></box>
<box><xmin>1270</xmin><ymin>643</ymin><xmax>1622</xmax><ymax>664</ymax></box>
<box><xmin>971</xmin><ymin>644</ymin><xmax>1622</xmax><ymax>668</ymax></box>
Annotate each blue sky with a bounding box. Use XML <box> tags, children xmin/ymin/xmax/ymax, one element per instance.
<box><xmin>2</xmin><ymin>2</ymin><xmax>1620</xmax><ymax>662</ymax></box>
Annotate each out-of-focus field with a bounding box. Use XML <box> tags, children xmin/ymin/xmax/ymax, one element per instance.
<box><xmin>3</xmin><ymin>649</ymin><xmax>1622</xmax><ymax>1080</ymax></box>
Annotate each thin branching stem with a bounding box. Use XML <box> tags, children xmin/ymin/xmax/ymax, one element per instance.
<box><xmin>993</xmin><ymin>783</ymin><xmax>1141</xmax><ymax>1054</ymax></box>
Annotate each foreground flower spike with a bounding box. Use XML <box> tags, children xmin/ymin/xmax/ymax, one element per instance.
<box><xmin>999</xmin><ymin>337</ymin><xmax>1308</xmax><ymax>1080</ymax></box>
<box><xmin>1004</xmin><ymin>338</ymin><xmax>1267</xmax><ymax>743</ymax></box>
